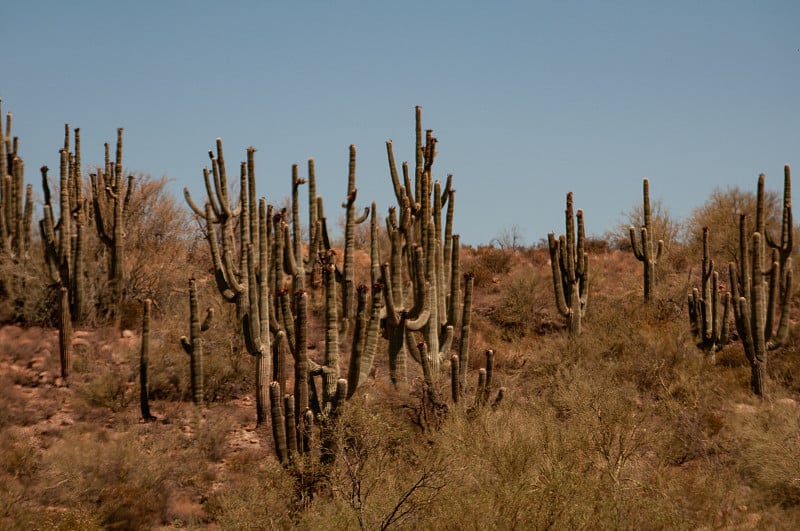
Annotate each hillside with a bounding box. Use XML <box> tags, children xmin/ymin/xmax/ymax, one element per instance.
<box><xmin>2</xmin><ymin>241</ymin><xmax>800</xmax><ymax>529</ymax></box>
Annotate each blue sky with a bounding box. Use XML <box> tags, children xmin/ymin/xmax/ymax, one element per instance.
<box><xmin>4</xmin><ymin>1</ymin><xmax>799</xmax><ymax>246</ymax></box>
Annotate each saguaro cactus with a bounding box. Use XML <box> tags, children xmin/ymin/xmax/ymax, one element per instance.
<box><xmin>548</xmin><ymin>192</ymin><xmax>589</xmax><ymax>337</ymax></box>
<box><xmin>90</xmin><ymin>128</ymin><xmax>134</xmax><ymax>321</ymax></box>
<box><xmin>729</xmin><ymin>169</ymin><xmax>793</xmax><ymax>396</ymax></box>
<box><xmin>180</xmin><ymin>278</ymin><xmax>213</xmax><ymax>406</ymax></box>
<box><xmin>688</xmin><ymin>227</ymin><xmax>731</xmax><ymax>357</ymax></box>
<box><xmin>629</xmin><ymin>178</ymin><xmax>663</xmax><ymax>303</ymax></box>
<box><xmin>0</xmin><ymin>100</ymin><xmax>34</xmax><ymax>308</ymax></box>
<box><xmin>382</xmin><ymin>106</ymin><xmax>464</xmax><ymax>385</ymax></box>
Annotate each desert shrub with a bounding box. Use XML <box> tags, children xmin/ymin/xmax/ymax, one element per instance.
<box><xmin>37</xmin><ymin>429</ymin><xmax>176</xmax><ymax>529</ymax></box>
<box><xmin>462</xmin><ymin>246</ymin><xmax>513</xmax><ymax>288</ymax></box>
<box><xmin>74</xmin><ymin>367</ymin><xmax>135</xmax><ymax>414</ymax></box>
<box><xmin>733</xmin><ymin>401</ymin><xmax>800</xmax><ymax>510</ymax></box>
<box><xmin>490</xmin><ymin>269</ymin><xmax>551</xmax><ymax>339</ymax></box>
<box><xmin>0</xmin><ymin>374</ymin><xmax>60</xmax><ymax>427</ymax></box>
<box><xmin>301</xmin><ymin>400</ymin><xmax>450</xmax><ymax>530</ymax></box>
<box><xmin>120</xmin><ymin>175</ymin><xmax>200</xmax><ymax>328</ymax></box>
<box><xmin>683</xmin><ymin>185</ymin><xmax>780</xmax><ymax>263</ymax></box>
<box><xmin>204</xmin><ymin>460</ymin><xmax>297</xmax><ymax>529</ymax></box>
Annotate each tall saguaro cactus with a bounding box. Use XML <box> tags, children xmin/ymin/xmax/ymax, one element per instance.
<box><xmin>382</xmin><ymin>106</ymin><xmax>464</xmax><ymax>385</ymax></box>
<box><xmin>41</xmin><ymin>128</ymin><xmax>88</xmax><ymax>378</ymax></box>
<box><xmin>90</xmin><ymin>128</ymin><xmax>134</xmax><ymax>321</ymax></box>
<box><xmin>729</xmin><ymin>169</ymin><xmax>793</xmax><ymax>396</ymax></box>
<box><xmin>186</xmin><ymin>140</ymin><xmax>275</xmax><ymax>425</ymax></box>
<box><xmin>0</xmin><ymin>100</ymin><xmax>34</xmax><ymax>308</ymax></box>
<box><xmin>629</xmin><ymin>178</ymin><xmax>663</xmax><ymax>303</ymax></box>
<box><xmin>41</xmin><ymin>125</ymin><xmax>89</xmax><ymax>324</ymax></box>
<box><xmin>548</xmin><ymin>192</ymin><xmax>589</xmax><ymax>337</ymax></box>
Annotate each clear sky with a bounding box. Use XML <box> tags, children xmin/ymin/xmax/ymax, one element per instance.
<box><xmin>4</xmin><ymin>1</ymin><xmax>799</xmax><ymax>246</ymax></box>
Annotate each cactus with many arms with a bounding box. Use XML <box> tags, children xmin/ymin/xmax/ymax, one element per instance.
<box><xmin>180</xmin><ymin>277</ymin><xmax>213</xmax><ymax>406</ymax></box>
<box><xmin>629</xmin><ymin>178</ymin><xmax>663</xmax><ymax>303</ymax></box>
<box><xmin>90</xmin><ymin>128</ymin><xmax>133</xmax><ymax>321</ymax></box>
<box><xmin>41</xmin><ymin>127</ymin><xmax>89</xmax><ymax>377</ymax></box>
<box><xmin>382</xmin><ymin>106</ymin><xmax>464</xmax><ymax>385</ymax></box>
<box><xmin>688</xmin><ymin>227</ymin><xmax>731</xmax><ymax>357</ymax></box>
<box><xmin>548</xmin><ymin>192</ymin><xmax>588</xmax><ymax>337</ymax></box>
<box><xmin>0</xmin><ymin>100</ymin><xmax>34</xmax><ymax>308</ymax></box>
<box><xmin>729</xmin><ymin>169</ymin><xmax>793</xmax><ymax>396</ymax></box>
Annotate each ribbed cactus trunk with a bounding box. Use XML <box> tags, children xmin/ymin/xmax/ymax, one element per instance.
<box><xmin>91</xmin><ymin>128</ymin><xmax>132</xmax><ymax>322</ymax></box>
<box><xmin>730</xmin><ymin>169</ymin><xmax>793</xmax><ymax>396</ymax></box>
<box><xmin>0</xmin><ymin>101</ymin><xmax>34</xmax><ymax>309</ymax></box>
<box><xmin>688</xmin><ymin>227</ymin><xmax>730</xmax><ymax>357</ymax></box>
<box><xmin>180</xmin><ymin>278</ymin><xmax>212</xmax><ymax>406</ymax></box>
<box><xmin>58</xmin><ymin>287</ymin><xmax>72</xmax><ymax>380</ymax></box>
<box><xmin>548</xmin><ymin>192</ymin><xmax>589</xmax><ymax>337</ymax></box>
<box><xmin>629</xmin><ymin>178</ymin><xmax>663</xmax><ymax>303</ymax></box>
<box><xmin>140</xmin><ymin>299</ymin><xmax>156</xmax><ymax>421</ymax></box>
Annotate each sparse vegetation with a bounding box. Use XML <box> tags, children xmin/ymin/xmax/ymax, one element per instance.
<box><xmin>0</xmin><ymin>100</ymin><xmax>799</xmax><ymax>528</ymax></box>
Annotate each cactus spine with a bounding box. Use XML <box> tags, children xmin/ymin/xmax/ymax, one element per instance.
<box><xmin>548</xmin><ymin>192</ymin><xmax>589</xmax><ymax>337</ymax></box>
<box><xmin>180</xmin><ymin>278</ymin><xmax>213</xmax><ymax>406</ymax></box>
<box><xmin>629</xmin><ymin>178</ymin><xmax>663</xmax><ymax>303</ymax></box>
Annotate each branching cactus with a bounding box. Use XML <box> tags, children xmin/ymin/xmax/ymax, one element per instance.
<box><xmin>41</xmin><ymin>126</ymin><xmax>88</xmax><ymax>322</ymax></box>
<box><xmin>548</xmin><ymin>192</ymin><xmax>589</xmax><ymax>337</ymax></box>
<box><xmin>180</xmin><ymin>278</ymin><xmax>213</xmax><ymax>406</ymax></box>
<box><xmin>629</xmin><ymin>178</ymin><xmax>663</xmax><ymax>303</ymax></box>
<box><xmin>41</xmin><ymin>128</ymin><xmax>87</xmax><ymax>377</ymax></box>
<box><xmin>763</xmin><ymin>166</ymin><xmax>793</xmax><ymax>349</ymax></box>
<box><xmin>90</xmin><ymin>128</ymin><xmax>134</xmax><ymax>321</ymax></box>
<box><xmin>0</xmin><ymin>100</ymin><xmax>33</xmax><ymax>308</ymax></box>
<box><xmin>184</xmin><ymin>138</ymin><xmax>245</xmax><ymax>318</ymax></box>
<box><xmin>187</xmin><ymin>140</ymin><xmax>279</xmax><ymax>424</ymax></box>
<box><xmin>382</xmin><ymin>106</ymin><xmax>464</xmax><ymax>386</ymax></box>
<box><xmin>688</xmin><ymin>227</ymin><xmax>731</xmax><ymax>357</ymax></box>
<box><xmin>729</xmin><ymin>169</ymin><xmax>793</xmax><ymax>396</ymax></box>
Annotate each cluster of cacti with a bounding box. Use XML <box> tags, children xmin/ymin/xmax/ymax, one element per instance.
<box><xmin>180</xmin><ymin>106</ymin><xmax>475</xmax><ymax>464</ymax></box>
<box><xmin>688</xmin><ymin>227</ymin><xmax>731</xmax><ymax>358</ymax></box>
<box><xmin>450</xmin><ymin>348</ymin><xmax>505</xmax><ymax>409</ymax></box>
<box><xmin>728</xmin><ymin>168</ymin><xmax>793</xmax><ymax>396</ymax></box>
<box><xmin>548</xmin><ymin>192</ymin><xmax>588</xmax><ymax>337</ymax></box>
<box><xmin>630</xmin><ymin>178</ymin><xmax>664</xmax><ymax>303</ymax></box>
<box><xmin>180</xmin><ymin>278</ymin><xmax>214</xmax><ymax>406</ymax></box>
<box><xmin>0</xmin><ymin>99</ymin><xmax>33</xmax><ymax>307</ymax></box>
